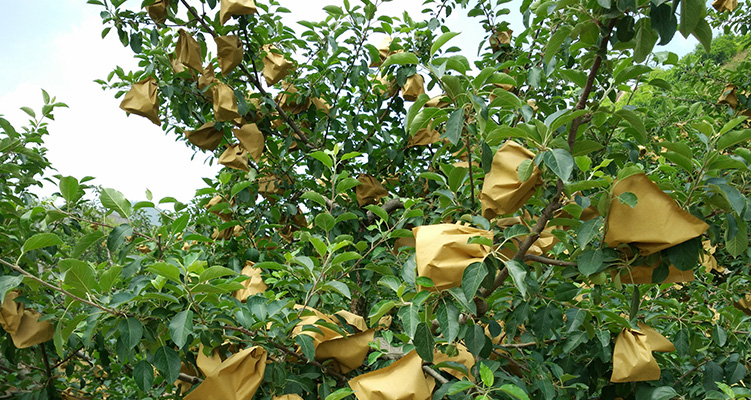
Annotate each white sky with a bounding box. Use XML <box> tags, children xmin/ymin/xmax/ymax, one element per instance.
<box><xmin>0</xmin><ymin>0</ymin><xmax>698</xmax><ymax>204</ymax></box>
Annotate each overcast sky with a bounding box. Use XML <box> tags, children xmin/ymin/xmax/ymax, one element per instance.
<box><xmin>0</xmin><ymin>0</ymin><xmax>698</xmax><ymax>204</ymax></box>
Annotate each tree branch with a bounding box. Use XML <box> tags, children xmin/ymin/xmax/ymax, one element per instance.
<box><xmin>523</xmin><ymin>254</ymin><xmax>577</xmax><ymax>267</ymax></box>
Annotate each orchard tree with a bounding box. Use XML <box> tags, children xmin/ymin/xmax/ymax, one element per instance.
<box><xmin>2</xmin><ymin>0</ymin><xmax>751</xmax><ymax>399</ymax></box>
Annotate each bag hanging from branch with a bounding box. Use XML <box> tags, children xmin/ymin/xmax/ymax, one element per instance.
<box><xmin>119</xmin><ymin>76</ymin><xmax>160</xmax><ymax>126</ymax></box>
<box><xmin>369</xmin><ymin>37</ymin><xmax>395</xmax><ymax>67</ymax></box>
<box><xmin>215</xmin><ymin>35</ymin><xmax>243</xmax><ymax>76</ymax></box>
<box><xmin>170</xmin><ymin>55</ymin><xmax>197</xmax><ymax>79</ymax></box>
<box><xmin>489</xmin><ymin>29</ymin><xmax>513</xmax><ymax>52</ymax></box>
<box><xmin>212</xmin><ymin>82</ymin><xmax>241</xmax><ymax>122</ymax></box>
<box><xmin>233</xmin><ymin>261</ymin><xmax>267</xmax><ymax>301</ymax></box>
<box><xmin>185</xmin><ymin>122</ymin><xmax>223</xmax><ymax>151</ymax></box>
<box><xmin>146</xmin><ymin>0</ymin><xmax>168</xmax><ymax>23</ymax></box>
<box><xmin>408</xmin><ymin>127</ymin><xmax>441</xmax><ymax>147</ymax></box>
<box><xmin>198</xmin><ymin>66</ymin><xmax>217</xmax><ymax>99</ymax></box>
<box><xmin>425</xmin><ymin>94</ymin><xmax>450</xmax><ymax>108</ymax></box>
<box><xmin>712</xmin><ymin>0</ymin><xmax>738</xmax><ymax>12</ymax></box>
<box><xmin>185</xmin><ymin>345</ymin><xmax>267</xmax><ymax>400</ymax></box>
<box><xmin>355</xmin><ymin>174</ymin><xmax>388</xmax><ymax>206</ymax></box>
<box><xmin>262</xmin><ymin>44</ymin><xmax>295</xmax><ymax>86</ymax></box>
<box><xmin>613</xmin><ymin>256</ymin><xmax>695</xmax><ymax>284</ymax></box>
<box><xmin>413</xmin><ymin>224</ymin><xmax>493</xmax><ymax>291</ymax></box>
<box><xmin>218</xmin><ymin>143</ymin><xmax>249</xmax><ymax>171</ymax></box>
<box><xmin>432</xmin><ymin>344</ymin><xmax>475</xmax><ymax>381</ymax></box>
<box><xmin>276</xmin><ymin>83</ymin><xmax>310</xmax><ymax>115</ymax></box>
<box><xmin>0</xmin><ymin>291</ymin><xmax>54</xmax><ymax>349</ymax></box>
<box><xmin>175</xmin><ymin>29</ymin><xmax>203</xmax><ymax>72</ymax></box>
<box><xmin>611</xmin><ymin>324</ymin><xmax>674</xmax><ymax>383</ymax></box>
<box><xmin>495</xmin><ymin>216</ymin><xmax>557</xmax><ymax>259</ymax></box>
<box><xmin>348</xmin><ymin>350</ymin><xmax>435</xmax><ymax>400</ymax></box>
<box><xmin>258</xmin><ymin>174</ymin><xmax>287</xmax><ymax>198</ymax></box>
<box><xmin>717</xmin><ymin>84</ymin><xmax>739</xmax><ymax>109</ymax></box>
<box><xmin>219</xmin><ymin>0</ymin><xmax>257</xmax><ymax>25</ymax></box>
<box><xmin>205</xmin><ymin>195</ymin><xmax>234</xmax><ymax>222</ymax></box>
<box><xmin>480</xmin><ymin>141</ymin><xmax>541</xmax><ymax>219</ymax></box>
<box><xmin>211</xmin><ymin>225</ymin><xmax>244</xmax><ymax>240</ymax></box>
<box><xmin>401</xmin><ymin>74</ymin><xmax>425</xmax><ymax>102</ymax></box>
<box><xmin>373</xmin><ymin>74</ymin><xmax>398</xmax><ymax>98</ymax></box>
<box><xmin>604</xmin><ymin>173</ymin><xmax>709</xmax><ymax>255</ymax></box>
<box><xmin>232</xmin><ymin>123</ymin><xmax>264</xmax><ymax>162</ymax></box>
<box><xmin>311</xmin><ymin>97</ymin><xmax>331</xmax><ymax>114</ymax></box>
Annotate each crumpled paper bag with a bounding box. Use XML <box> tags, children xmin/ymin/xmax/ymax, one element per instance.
<box><xmin>712</xmin><ymin>0</ymin><xmax>738</xmax><ymax>12</ymax></box>
<box><xmin>258</xmin><ymin>174</ymin><xmax>287</xmax><ymax>198</ymax></box>
<box><xmin>356</xmin><ymin>174</ymin><xmax>388</xmax><ymax>206</ymax></box>
<box><xmin>369</xmin><ymin>37</ymin><xmax>402</xmax><ymax>68</ymax></box>
<box><xmin>218</xmin><ymin>144</ymin><xmax>249</xmax><ymax>171</ymax></box>
<box><xmin>734</xmin><ymin>294</ymin><xmax>751</xmax><ymax>315</ymax></box>
<box><xmin>215</xmin><ymin>35</ymin><xmax>243</xmax><ymax>76</ymax></box>
<box><xmin>489</xmin><ymin>29</ymin><xmax>512</xmax><ymax>52</ymax></box>
<box><xmin>0</xmin><ymin>291</ymin><xmax>54</xmax><ymax>349</ymax></box>
<box><xmin>373</xmin><ymin>75</ymin><xmax>398</xmax><ymax>98</ymax></box>
<box><xmin>146</xmin><ymin>0</ymin><xmax>168</xmax><ymax>24</ymax></box>
<box><xmin>219</xmin><ymin>0</ymin><xmax>257</xmax><ymax>25</ymax></box>
<box><xmin>293</xmin><ymin>306</ymin><xmax>375</xmax><ymax>374</ymax></box>
<box><xmin>480</xmin><ymin>141</ymin><xmax>541</xmax><ymax>219</ymax></box>
<box><xmin>311</xmin><ymin>97</ymin><xmax>331</xmax><ymax>114</ymax></box>
<box><xmin>349</xmin><ymin>350</ymin><xmax>435</xmax><ymax>400</ymax></box>
<box><xmin>176</xmin><ymin>29</ymin><xmax>203</xmax><ymax>72</ymax></box>
<box><xmin>433</xmin><ymin>344</ymin><xmax>475</xmax><ymax>381</ymax></box>
<box><xmin>119</xmin><ymin>76</ymin><xmax>160</xmax><ymax>126</ymax></box>
<box><xmin>205</xmin><ymin>195</ymin><xmax>234</xmax><ymax>222</ymax></box>
<box><xmin>277</xmin><ymin>83</ymin><xmax>310</xmax><ymax>115</ymax></box>
<box><xmin>185</xmin><ymin>122</ymin><xmax>223</xmax><ymax>151</ymax></box>
<box><xmin>702</xmin><ymin>240</ymin><xmax>724</xmax><ymax>273</ymax></box>
<box><xmin>717</xmin><ymin>84</ymin><xmax>738</xmax><ymax>109</ymax></box>
<box><xmin>185</xmin><ymin>345</ymin><xmax>267</xmax><ymax>400</ymax></box>
<box><xmin>232</xmin><ymin>123</ymin><xmax>264</xmax><ymax>162</ymax></box>
<box><xmin>233</xmin><ymin>261</ymin><xmax>267</xmax><ymax>301</ymax></box>
<box><xmin>425</xmin><ymin>94</ymin><xmax>450</xmax><ymax>108</ymax></box>
<box><xmin>401</xmin><ymin>74</ymin><xmax>425</xmax><ymax>102</ymax></box>
<box><xmin>496</xmin><ymin>216</ymin><xmax>557</xmax><ymax>259</ymax></box>
<box><xmin>413</xmin><ymin>224</ymin><xmax>493</xmax><ymax>291</ymax></box>
<box><xmin>212</xmin><ymin>82</ymin><xmax>241</xmax><ymax>121</ymax></box>
<box><xmin>408</xmin><ymin>128</ymin><xmax>441</xmax><ymax>147</ymax></box>
<box><xmin>611</xmin><ymin>323</ymin><xmax>674</xmax><ymax>383</ymax></box>
<box><xmin>614</xmin><ymin>256</ymin><xmax>695</xmax><ymax>284</ymax></box>
<box><xmin>198</xmin><ymin>65</ymin><xmax>217</xmax><ymax>98</ymax></box>
<box><xmin>171</xmin><ymin>54</ymin><xmax>197</xmax><ymax>78</ymax></box>
<box><xmin>211</xmin><ymin>225</ymin><xmax>244</xmax><ymax>241</ymax></box>
<box><xmin>604</xmin><ymin>173</ymin><xmax>709</xmax><ymax>255</ymax></box>
<box><xmin>262</xmin><ymin>44</ymin><xmax>295</xmax><ymax>86</ymax></box>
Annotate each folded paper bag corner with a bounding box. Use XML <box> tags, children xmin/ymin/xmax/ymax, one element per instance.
<box><xmin>219</xmin><ymin>0</ymin><xmax>257</xmax><ymax>25</ymax></box>
<box><xmin>348</xmin><ymin>350</ymin><xmax>434</xmax><ymax>400</ymax></box>
<box><xmin>119</xmin><ymin>76</ymin><xmax>161</xmax><ymax>126</ymax></box>
<box><xmin>184</xmin><ymin>345</ymin><xmax>267</xmax><ymax>400</ymax></box>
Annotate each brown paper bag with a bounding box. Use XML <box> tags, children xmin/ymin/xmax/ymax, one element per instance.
<box><xmin>215</xmin><ymin>35</ymin><xmax>243</xmax><ymax>76</ymax></box>
<box><xmin>637</xmin><ymin>322</ymin><xmax>675</xmax><ymax>352</ymax></box>
<box><xmin>205</xmin><ymin>195</ymin><xmax>234</xmax><ymax>222</ymax></box>
<box><xmin>369</xmin><ymin>37</ymin><xmax>393</xmax><ymax>68</ymax></box>
<box><xmin>495</xmin><ymin>216</ymin><xmax>557</xmax><ymax>259</ymax></box>
<box><xmin>413</xmin><ymin>224</ymin><xmax>493</xmax><ymax>291</ymax></box>
<box><xmin>0</xmin><ymin>290</ymin><xmax>23</xmax><ymax>335</ymax></box>
<box><xmin>219</xmin><ymin>0</ymin><xmax>257</xmax><ymax>25</ymax></box>
<box><xmin>185</xmin><ymin>346</ymin><xmax>267</xmax><ymax>400</ymax></box>
<box><xmin>718</xmin><ymin>84</ymin><xmax>739</xmax><ymax>109</ymax></box>
<box><xmin>356</xmin><ymin>174</ymin><xmax>388</xmax><ymax>206</ymax></box>
<box><xmin>408</xmin><ymin>128</ymin><xmax>441</xmax><ymax>147</ymax></box>
<box><xmin>480</xmin><ymin>141</ymin><xmax>541</xmax><ymax>219</ymax></box>
<box><xmin>233</xmin><ymin>261</ymin><xmax>267</xmax><ymax>301</ymax></box>
<box><xmin>262</xmin><ymin>44</ymin><xmax>295</xmax><ymax>86</ymax></box>
<box><xmin>176</xmin><ymin>29</ymin><xmax>203</xmax><ymax>72</ymax></box>
<box><xmin>604</xmin><ymin>173</ymin><xmax>709</xmax><ymax>255</ymax></box>
<box><xmin>232</xmin><ymin>124</ymin><xmax>264</xmax><ymax>162</ymax></box>
<box><xmin>0</xmin><ymin>291</ymin><xmax>54</xmax><ymax>349</ymax></box>
<box><xmin>211</xmin><ymin>225</ymin><xmax>244</xmax><ymax>241</ymax></box>
<box><xmin>277</xmin><ymin>83</ymin><xmax>310</xmax><ymax>115</ymax></box>
<box><xmin>170</xmin><ymin>55</ymin><xmax>196</xmax><ymax>79</ymax></box>
<box><xmin>198</xmin><ymin>66</ymin><xmax>217</xmax><ymax>98</ymax></box>
<box><xmin>218</xmin><ymin>144</ymin><xmax>249</xmax><ymax>171</ymax></box>
<box><xmin>614</xmin><ymin>260</ymin><xmax>694</xmax><ymax>284</ymax></box>
<box><xmin>373</xmin><ymin>75</ymin><xmax>398</xmax><ymax>98</ymax></box>
<box><xmin>258</xmin><ymin>174</ymin><xmax>287</xmax><ymax>197</ymax></box>
<box><xmin>611</xmin><ymin>329</ymin><xmax>660</xmax><ymax>382</ymax></box>
<box><xmin>489</xmin><ymin>29</ymin><xmax>512</xmax><ymax>52</ymax></box>
<box><xmin>701</xmin><ymin>240</ymin><xmax>724</xmax><ymax>273</ymax></box>
<box><xmin>712</xmin><ymin>0</ymin><xmax>738</xmax><ymax>12</ymax></box>
<box><xmin>146</xmin><ymin>0</ymin><xmax>168</xmax><ymax>23</ymax></box>
<box><xmin>175</xmin><ymin>362</ymin><xmax>198</xmax><ymax>395</ymax></box>
<box><xmin>185</xmin><ymin>122</ymin><xmax>223</xmax><ymax>151</ymax></box>
<box><xmin>734</xmin><ymin>294</ymin><xmax>751</xmax><ymax>315</ymax></box>
<box><xmin>401</xmin><ymin>74</ymin><xmax>425</xmax><ymax>102</ymax></box>
<box><xmin>349</xmin><ymin>350</ymin><xmax>434</xmax><ymax>400</ymax></box>
<box><xmin>425</xmin><ymin>94</ymin><xmax>450</xmax><ymax>108</ymax></box>
<box><xmin>119</xmin><ymin>77</ymin><xmax>160</xmax><ymax>126</ymax></box>
<box><xmin>311</xmin><ymin>97</ymin><xmax>332</xmax><ymax>115</ymax></box>
<box><xmin>212</xmin><ymin>82</ymin><xmax>242</xmax><ymax>121</ymax></box>
<box><xmin>433</xmin><ymin>344</ymin><xmax>475</xmax><ymax>381</ymax></box>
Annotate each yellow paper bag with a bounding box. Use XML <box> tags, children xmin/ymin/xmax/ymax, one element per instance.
<box><xmin>611</xmin><ymin>329</ymin><xmax>660</xmax><ymax>382</ymax></box>
<box><xmin>701</xmin><ymin>240</ymin><xmax>724</xmax><ymax>273</ymax></box>
<box><xmin>119</xmin><ymin>76</ymin><xmax>160</xmax><ymax>126</ymax></box>
<box><xmin>401</xmin><ymin>74</ymin><xmax>425</xmax><ymax>102</ymax></box>
<box><xmin>0</xmin><ymin>291</ymin><xmax>23</xmax><ymax>335</ymax></box>
<box><xmin>219</xmin><ymin>0</ymin><xmax>257</xmax><ymax>25</ymax></box>
<box><xmin>373</xmin><ymin>75</ymin><xmax>398</xmax><ymax>98</ymax></box>
<box><xmin>604</xmin><ymin>173</ymin><xmax>709</xmax><ymax>255</ymax></box>
<box><xmin>408</xmin><ymin>128</ymin><xmax>441</xmax><ymax>147</ymax></box>
<box><xmin>718</xmin><ymin>84</ymin><xmax>739</xmax><ymax>110</ymax></box>
<box><xmin>185</xmin><ymin>346</ymin><xmax>267</xmax><ymax>400</ymax></box>
<box><xmin>369</xmin><ymin>37</ymin><xmax>394</xmax><ymax>67</ymax></box>
<box><xmin>198</xmin><ymin>66</ymin><xmax>217</xmax><ymax>98</ymax></box>
<box><xmin>712</xmin><ymin>0</ymin><xmax>738</xmax><ymax>12</ymax></box>
<box><xmin>734</xmin><ymin>294</ymin><xmax>751</xmax><ymax>315</ymax></box>
<box><xmin>277</xmin><ymin>83</ymin><xmax>310</xmax><ymax>115</ymax></box>
<box><xmin>262</xmin><ymin>44</ymin><xmax>295</xmax><ymax>86</ymax></box>
<box><xmin>146</xmin><ymin>0</ymin><xmax>168</xmax><ymax>24</ymax></box>
<box><xmin>232</xmin><ymin>123</ymin><xmax>264</xmax><ymax>162</ymax></box>
<box><xmin>176</xmin><ymin>29</ymin><xmax>203</xmax><ymax>72</ymax></box>
<box><xmin>0</xmin><ymin>291</ymin><xmax>54</xmax><ymax>349</ymax></box>
<box><xmin>489</xmin><ymin>29</ymin><xmax>512</xmax><ymax>52</ymax></box>
<box><xmin>480</xmin><ymin>141</ymin><xmax>541</xmax><ymax>219</ymax></box>
<box><xmin>215</xmin><ymin>35</ymin><xmax>243</xmax><ymax>76</ymax></box>
<box><xmin>425</xmin><ymin>94</ymin><xmax>450</xmax><ymax>108</ymax></box>
<box><xmin>185</xmin><ymin>122</ymin><xmax>223</xmax><ymax>151</ymax></box>
<box><xmin>218</xmin><ymin>144</ymin><xmax>249</xmax><ymax>171</ymax></box>
<box><xmin>637</xmin><ymin>322</ymin><xmax>675</xmax><ymax>352</ymax></box>
<box><xmin>413</xmin><ymin>224</ymin><xmax>493</xmax><ymax>291</ymax></box>
<box><xmin>356</xmin><ymin>174</ymin><xmax>388</xmax><ymax>206</ymax></box>
<box><xmin>349</xmin><ymin>350</ymin><xmax>434</xmax><ymax>400</ymax></box>
<box><xmin>205</xmin><ymin>195</ymin><xmax>234</xmax><ymax>222</ymax></box>
<box><xmin>233</xmin><ymin>261</ymin><xmax>267</xmax><ymax>301</ymax></box>
<box><xmin>433</xmin><ymin>344</ymin><xmax>475</xmax><ymax>381</ymax></box>
<box><xmin>212</xmin><ymin>82</ymin><xmax>241</xmax><ymax>121</ymax></box>
<box><xmin>211</xmin><ymin>225</ymin><xmax>244</xmax><ymax>241</ymax></box>
<box><xmin>615</xmin><ymin>260</ymin><xmax>694</xmax><ymax>284</ymax></box>
<box><xmin>311</xmin><ymin>97</ymin><xmax>332</xmax><ymax>114</ymax></box>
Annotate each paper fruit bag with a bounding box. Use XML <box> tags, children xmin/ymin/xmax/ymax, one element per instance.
<box><xmin>480</xmin><ymin>141</ymin><xmax>541</xmax><ymax>219</ymax></box>
<box><xmin>218</xmin><ymin>143</ymin><xmax>249</xmax><ymax>172</ymax></box>
<box><xmin>215</xmin><ymin>35</ymin><xmax>243</xmax><ymax>75</ymax></box>
<box><xmin>355</xmin><ymin>174</ymin><xmax>388</xmax><ymax>206</ymax></box>
<box><xmin>349</xmin><ymin>350</ymin><xmax>434</xmax><ymax>400</ymax></box>
<box><xmin>119</xmin><ymin>77</ymin><xmax>160</xmax><ymax>126</ymax></box>
<box><xmin>219</xmin><ymin>0</ymin><xmax>257</xmax><ymax>25</ymax></box>
<box><xmin>185</xmin><ymin>122</ymin><xmax>223</xmax><ymax>151</ymax></box>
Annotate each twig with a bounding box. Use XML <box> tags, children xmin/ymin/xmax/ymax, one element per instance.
<box><xmin>523</xmin><ymin>254</ymin><xmax>577</xmax><ymax>266</ymax></box>
<box><xmin>423</xmin><ymin>365</ymin><xmax>450</xmax><ymax>385</ymax></box>
<box><xmin>498</xmin><ymin>338</ymin><xmax>559</xmax><ymax>349</ymax></box>
<box><xmin>366</xmin><ymin>198</ymin><xmax>404</xmax><ymax>224</ymax></box>
<box><xmin>676</xmin><ymin>358</ymin><xmax>710</xmax><ymax>382</ymax></box>
<box><xmin>178</xmin><ymin>372</ymin><xmax>203</xmax><ymax>384</ymax></box>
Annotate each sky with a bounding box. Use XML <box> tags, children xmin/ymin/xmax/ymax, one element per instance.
<box><xmin>0</xmin><ymin>0</ymin><xmax>699</xmax><ymax>204</ymax></box>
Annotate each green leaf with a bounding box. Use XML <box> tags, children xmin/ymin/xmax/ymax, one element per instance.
<box><xmin>500</xmin><ymin>384</ymin><xmax>531</xmax><ymax>400</ymax></box>
<box><xmin>107</xmin><ymin>224</ymin><xmax>133</xmax><ymax>253</ymax></box>
<box><xmin>22</xmin><ymin>233</ymin><xmax>63</xmax><ymax>255</ymax></box>
<box><xmin>117</xmin><ymin>318</ymin><xmax>143</xmax><ymax>349</ymax></box>
<box><xmin>717</xmin><ymin>129</ymin><xmax>751</xmax><ymax>151</ymax></box>
<box><xmin>691</xmin><ymin>18</ymin><xmax>711</xmax><ymax>53</ymax></box>
<box><xmin>59</xmin><ymin>176</ymin><xmax>80</xmax><ymax>204</ymax></box>
<box><xmin>398</xmin><ymin>303</ymin><xmax>420</xmax><ymax>338</ymax></box>
<box><xmin>576</xmin><ymin>217</ymin><xmax>602</xmax><ymax>248</ymax></box>
<box><xmin>171</xmin><ymin>213</ymin><xmax>190</xmax><ymax>235</ymax></box>
<box><xmin>295</xmin><ymin>332</ymin><xmax>316</xmax><ymax>361</ymax></box>
<box><xmin>650</xmin><ymin>3</ymin><xmax>678</xmax><ymax>45</ymax></box>
<box><xmin>545</xmin><ymin>26</ymin><xmax>572</xmax><ymax>64</ymax></box>
<box><xmin>20</xmin><ymin>106</ymin><xmax>36</xmax><ymax>118</ymax></box>
<box><xmin>64</xmin><ymin>260</ymin><xmax>100</xmax><ymax>296</ymax></box>
<box><xmin>431</xmin><ymin>31</ymin><xmax>460</xmax><ymax>56</ymax></box>
<box><xmin>99</xmin><ymin>265</ymin><xmax>122</xmax><ymax>293</ymax></box>
<box><xmin>465</xmin><ymin>324</ymin><xmax>486</xmax><ymax>357</ymax></box>
<box><xmin>578</xmin><ymin>249</ymin><xmax>604</xmax><ymax>276</ymax></box>
<box><xmin>100</xmin><ymin>188</ymin><xmax>132</xmax><ymax>218</ymax></box>
<box><xmin>413</xmin><ymin>322</ymin><xmax>434</xmax><ymax>362</ymax></box>
<box><xmin>153</xmin><ymin>346</ymin><xmax>181</xmax><ymax>384</ymax></box>
<box><xmin>462</xmin><ymin>262</ymin><xmax>488</xmax><ymax>300</ymax></box>
<box><xmin>489</xmin><ymin>88</ymin><xmax>522</xmax><ymax>109</ymax></box>
<box><xmin>322</xmin><ymin>280</ymin><xmax>351</xmax><ymax>299</ymax></box>
<box><xmin>230</xmin><ymin>181</ymin><xmax>253</xmax><ymax>198</ymax></box>
<box><xmin>646</xmin><ymin>386</ymin><xmax>679</xmax><ymax>400</ymax></box>
<box><xmin>169</xmin><ymin>310</ymin><xmax>194</xmax><ymax>348</ymax></box>
<box><xmin>436</xmin><ymin>299</ymin><xmax>460</xmax><ymax>344</ymax></box>
<box><xmin>506</xmin><ymin>260</ymin><xmax>528</xmax><ymax>299</ymax></box>
<box><xmin>133</xmin><ymin>360</ymin><xmax>154</xmax><ymax>392</ymax></box>
<box><xmin>302</xmin><ymin>191</ymin><xmax>328</xmax><ymax>207</ymax></box>
<box><xmin>310</xmin><ymin>151</ymin><xmax>333</xmax><ymax>168</ymax></box>
<box><xmin>382</xmin><ymin>52</ymin><xmax>419</xmax><ymax>67</ymax></box>
<box><xmin>725</xmin><ymin>215</ymin><xmax>748</xmax><ymax>258</ymax></box>
<box><xmin>615</xmin><ymin>109</ymin><xmax>647</xmax><ymax>144</ymax></box>
<box><xmin>198</xmin><ymin>266</ymin><xmax>237</xmax><ymax>282</ymax></box>
<box><xmin>368</xmin><ymin>300</ymin><xmax>395</xmax><ymax>326</ymax></box>
<box><xmin>448</xmin><ymin>381</ymin><xmax>476</xmax><ymax>395</ymax></box>
<box><xmin>679</xmin><ymin>0</ymin><xmax>703</xmax><ymax>38</ymax></box>
<box><xmin>336</xmin><ymin>177</ymin><xmax>361</xmax><ymax>193</ymax></box>
<box><xmin>617</xmin><ymin>192</ymin><xmax>638</xmax><ymax>208</ymax></box>
<box><xmin>0</xmin><ymin>275</ymin><xmax>23</xmax><ymax>307</ymax></box>
<box><xmin>147</xmin><ymin>262</ymin><xmax>181</xmax><ymax>283</ymax></box>
<box><xmin>665</xmin><ymin>237</ymin><xmax>700</xmax><ymax>271</ymax></box>
<box><xmin>315</xmin><ymin>213</ymin><xmax>336</xmax><ymax>232</ymax></box>
<box><xmin>614</xmin><ymin>65</ymin><xmax>653</xmax><ymax>85</ymax></box>
<box><xmin>518</xmin><ymin>159</ymin><xmax>534</xmax><ymax>182</ymax></box>
<box><xmin>480</xmin><ymin>362</ymin><xmax>495</xmax><ymax>387</ymax></box>
<box><xmin>364</xmin><ymin>204</ymin><xmax>389</xmax><ymax>222</ymax></box>
<box><xmin>325</xmin><ymin>388</ymin><xmax>354</xmax><ymax>400</ymax></box>
<box><xmin>444</xmin><ymin>109</ymin><xmax>464</xmax><ymax>145</ymax></box>
<box><xmin>542</xmin><ymin>149</ymin><xmax>574</xmax><ymax>182</ymax></box>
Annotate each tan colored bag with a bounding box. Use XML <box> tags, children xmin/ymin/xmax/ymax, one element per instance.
<box><xmin>401</xmin><ymin>74</ymin><xmax>425</xmax><ymax>101</ymax></box>
<box><xmin>413</xmin><ymin>224</ymin><xmax>493</xmax><ymax>291</ymax></box>
<box><xmin>604</xmin><ymin>173</ymin><xmax>709</xmax><ymax>255</ymax></box>
<box><xmin>232</xmin><ymin>123</ymin><xmax>264</xmax><ymax>162</ymax></box>
<box><xmin>119</xmin><ymin>77</ymin><xmax>160</xmax><ymax>126</ymax></box>
<box><xmin>233</xmin><ymin>261</ymin><xmax>267</xmax><ymax>301</ymax></box>
<box><xmin>613</xmin><ymin>259</ymin><xmax>695</xmax><ymax>284</ymax></box>
<box><xmin>369</xmin><ymin>37</ymin><xmax>393</xmax><ymax>68</ymax></box>
<box><xmin>198</xmin><ymin>65</ymin><xmax>217</xmax><ymax>99</ymax></box>
<box><xmin>205</xmin><ymin>195</ymin><xmax>234</xmax><ymax>222</ymax></box>
<box><xmin>408</xmin><ymin>128</ymin><xmax>441</xmax><ymax>147</ymax></box>
<box><xmin>311</xmin><ymin>97</ymin><xmax>331</xmax><ymax>114</ymax></box>
<box><xmin>215</xmin><ymin>35</ymin><xmax>243</xmax><ymax>76</ymax></box>
<box><xmin>146</xmin><ymin>0</ymin><xmax>168</xmax><ymax>24</ymax></box>
<box><xmin>373</xmin><ymin>74</ymin><xmax>398</xmax><ymax>98</ymax></box>
<box><xmin>212</xmin><ymin>82</ymin><xmax>241</xmax><ymax>121</ymax></box>
<box><xmin>355</xmin><ymin>174</ymin><xmax>388</xmax><ymax>206</ymax></box>
<box><xmin>425</xmin><ymin>94</ymin><xmax>450</xmax><ymax>108</ymax></box>
<box><xmin>718</xmin><ymin>84</ymin><xmax>739</xmax><ymax>110</ymax></box>
<box><xmin>611</xmin><ymin>324</ymin><xmax>674</xmax><ymax>383</ymax></box>
<box><xmin>433</xmin><ymin>344</ymin><xmax>475</xmax><ymax>381</ymax></box>
<box><xmin>176</xmin><ymin>29</ymin><xmax>203</xmax><ymax>72</ymax></box>
<box><xmin>0</xmin><ymin>291</ymin><xmax>54</xmax><ymax>349</ymax></box>
<box><xmin>185</xmin><ymin>122</ymin><xmax>223</xmax><ymax>151</ymax></box>
<box><xmin>219</xmin><ymin>0</ymin><xmax>257</xmax><ymax>25</ymax></box>
<box><xmin>348</xmin><ymin>351</ymin><xmax>435</xmax><ymax>400</ymax></box>
<box><xmin>185</xmin><ymin>346</ymin><xmax>267</xmax><ymax>400</ymax></box>
<box><xmin>480</xmin><ymin>141</ymin><xmax>541</xmax><ymax>219</ymax></box>
<box><xmin>276</xmin><ymin>83</ymin><xmax>310</xmax><ymax>115</ymax></box>
<box><xmin>712</xmin><ymin>0</ymin><xmax>738</xmax><ymax>12</ymax></box>
<box><xmin>489</xmin><ymin>29</ymin><xmax>512</xmax><ymax>52</ymax></box>
<box><xmin>218</xmin><ymin>143</ymin><xmax>249</xmax><ymax>171</ymax></box>
<box><xmin>262</xmin><ymin>45</ymin><xmax>295</xmax><ymax>86</ymax></box>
